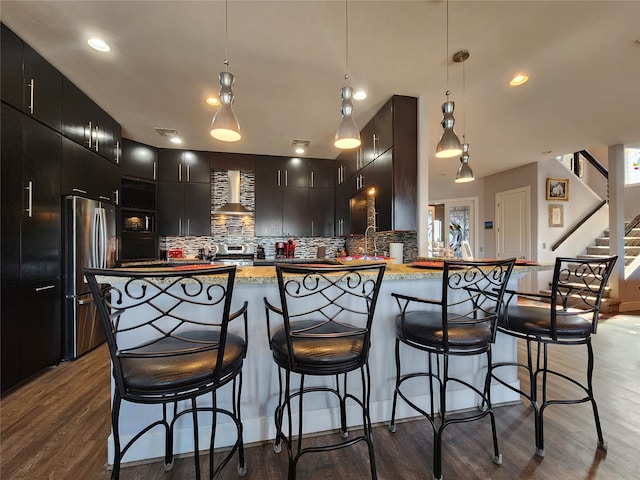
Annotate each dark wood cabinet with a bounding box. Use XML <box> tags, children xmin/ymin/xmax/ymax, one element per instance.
<box><xmin>157</xmin><ymin>148</ymin><xmax>211</xmax><ymax>236</ymax></box>
<box><xmin>309</xmin><ymin>188</ymin><xmax>335</xmax><ymax>237</ymax></box>
<box><xmin>157</xmin><ymin>182</ymin><xmax>211</xmax><ymax>236</ymax></box>
<box><xmin>61</xmin><ymin>136</ymin><xmax>120</xmax><ymax>204</ymax></box>
<box><xmin>255</xmin><ymin>156</ymin><xmax>335</xmax><ymax>237</ymax></box>
<box><xmin>1</xmin><ymin>23</ymin><xmax>62</xmax><ymax>132</ymax></box>
<box><xmin>1</xmin><ymin>104</ymin><xmax>62</xmax><ymax>284</ymax></box>
<box><xmin>158</xmin><ymin>149</ymin><xmax>211</xmax><ymax>183</ymax></box>
<box><xmin>335</xmin><ymin>95</ymin><xmax>417</xmax><ymax>234</ymax></box>
<box><xmin>255</xmin><ymin>185</ymin><xmax>283</xmax><ymax>237</ymax></box>
<box><xmin>121</xmin><ymin>138</ymin><xmax>158</xmax><ymax>181</ymax></box>
<box><xmin>1</xmin><ymin>279</ymin><xmax>61</xmax><ymax>394</ymax></box>
<box><xmin>61</xmin><ymin>77</ymin><xmax>120</xmax><ymax>163</ymax></box>
<box><xmin>1</xmin><ymin>103</ymin><xmax>62</xmax><ymax>394</ymax></box>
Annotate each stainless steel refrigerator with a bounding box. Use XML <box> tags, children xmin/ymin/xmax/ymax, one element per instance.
<box><xmin>63</xmin><ymin>196</ymin><xmax>117</xmax><ymax>359</ymax></box>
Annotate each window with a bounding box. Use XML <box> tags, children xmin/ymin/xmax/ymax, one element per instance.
<box><xmin>625</xmin><ymin>148</ymin><xmax>640</xmax><ymax>185</ymax></box>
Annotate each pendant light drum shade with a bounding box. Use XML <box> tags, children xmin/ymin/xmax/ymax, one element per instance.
<box><xmin>210</xmin><ymin>71</ymin><xmax>241</xmax><ymax>142</ymax></box>
<box><xmin>334</xmin><ymin>85</ymin><xmax>361</xmax><ymax>149</ymax></box>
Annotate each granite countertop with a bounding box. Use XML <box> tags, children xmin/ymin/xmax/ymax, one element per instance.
<box><xmin>109</xmin><ymin>260</ymin><xmax>552</xmax><ymax>284</ymax></box>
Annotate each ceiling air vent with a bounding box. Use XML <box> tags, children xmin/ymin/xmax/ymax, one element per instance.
<box><xmin>155</xmin><ymin>128</ymin><xmax>180</xmax><ymax>138</ymax></box>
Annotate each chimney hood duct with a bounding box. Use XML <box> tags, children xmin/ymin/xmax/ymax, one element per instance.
<box><xmin>215</xmin><ymin>170</ymin><xmax>251</xmax><ymax>215</ymax></box>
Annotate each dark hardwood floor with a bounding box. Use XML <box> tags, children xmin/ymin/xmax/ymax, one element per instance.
<box><xmin>1</xmin><ymin>311</ymin><xmax>639</xmax><ymax>479</ymax></box>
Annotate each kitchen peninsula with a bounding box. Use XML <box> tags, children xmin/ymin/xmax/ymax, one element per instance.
<box><xmin>98</xmin><ymin>261</ymin><xmax>550</xmax><ymax>465</ymax></box>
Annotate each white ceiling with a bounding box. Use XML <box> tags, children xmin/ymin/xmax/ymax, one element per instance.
<box><xmin>1</xmin><ymin>1</ymin><xmax>639</xmax><ymax>184</ymax></box>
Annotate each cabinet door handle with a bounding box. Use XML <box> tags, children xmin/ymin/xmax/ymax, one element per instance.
<box><xmin>311</xmin><ymin>171</ymin><xmax>315</xmax><ymax>188</ymax></box>
<box><xmin>115</xmin><ymin>141</ymin><xmax>120</xmax><ymax>164</ymax></box>
<box><xmin>94</xmin><ymin>125</ymin><xmax>99</xmax><ymax>152</ymax></box>
<box><xmin>311</xmin><ymin>220</ymin><xmax>314</xmax><ymax>236</ymax></box>
<box><xmin>186</xmin><ymin>164</ymin><xmax>190</xmax><ymax>182</ymax></box>
<box><xmin>114</xmin><ymin>189</ymin><xmax>119</xmax><ymax>206</ymax></box>
<box><xmin>26</xmin><ymin>79</ymin><xmax>35</xmax><ymax>114</ymax></box>
<box><xmin>277</xmin><ymin>169</ymin><xmax>281</xmax><ymax>187</ymax></box>
<box><xmin>178</xmin><ymin>218</ymin><xmax>182</xmax><ymax>235</ymax></box>
<box><xmin>285</xmin><ymin>170</ymin><xmax>288</xmax><ymax>187</ymax></box>
<box><xmin>86</xmin><ymin>121</ymin><xmax>92</xmax><ymax>148</ymax></box>
<box><xmin>373</xmin><ymin>133</ymin><xmax>378</xmax><ymax>158</ymax></box>
<box><xmin>153</xmin><ymin>161</ymin><xmax>157</xmax><ymax>180</ymax></box>
<box><xmin>98</xmin><ymin>195</ymin><xmax>110</xmax><ymax>201</ymax></box>
<box><xmin>178</xmin><ymin>164</ymin><xmax>182</xmax><ymax>182</ymax></box>
<box><xmin>35</xmin><ymin>284</ymin><xmax>56</xmax><ymax>292</ymax></box>
<box><xmin>186</xmin><ymin>218</ymin><xmax>190</xmax><ymax>236</ymax></box>
<box><xmin>25</xmin><ymin>181</ymin><xmax>33</xmax><ymax>218</ymax></box>
<box><xmin>72</xmin><ymin>188</ymin><xmax>88</xmax><ymax>194</ymax></box>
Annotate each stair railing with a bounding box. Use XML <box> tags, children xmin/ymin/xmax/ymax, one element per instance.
<box><xmin>551</xmin><ymin>150</ymin><xmax>609</xmax><ymax>252</ymax></box>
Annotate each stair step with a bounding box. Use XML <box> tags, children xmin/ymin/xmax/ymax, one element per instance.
<box><xmin>536</xmin><ymin>290</ymin><xmax>619</xmax><ymax>314</ymax></box>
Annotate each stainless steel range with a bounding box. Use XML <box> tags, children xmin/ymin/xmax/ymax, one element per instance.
<box><xmin>214</xmin><ymin>254</ymin><xmax>254</xmax><ymax>266</ymax></box>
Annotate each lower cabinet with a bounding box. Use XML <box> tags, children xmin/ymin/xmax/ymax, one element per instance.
<box><xmin>157</xmin><ymin>182</ymin><xmax>211</xmax><ymax>236</ymax></box>
<box><xmin>1</xmin><ymin>278</ymin><xmax>61</xmax><ymax>394</ymax></box>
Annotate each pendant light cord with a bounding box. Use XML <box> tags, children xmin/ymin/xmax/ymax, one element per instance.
<box><xmin>445</xmin><ymin>0</ymin><xmax>450</xmax><ymax>92</ymax></box>
<box><xmin>224</xmin><ymin>0</ymin><xmax>229</xmax><ymax>71</ymax></box>
<box><xmin>462</xmin><ymin>59</ymin><xmax>466</xmax><ymax>139</ymax></box>
<box><xmin>345</xmin><ymin>0</ymin><xmax>350</xmax><ymax>83</ymax></box>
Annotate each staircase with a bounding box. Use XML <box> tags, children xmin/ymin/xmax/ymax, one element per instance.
<box><xmin>583</xmin><ymin>223</ymin><xmax>640</xmax><ymax>267</ymax></box>
<box><xmin>571</xmin><ymin>219</ymin><xmax>640</xmax><ymax>313</ymax></box>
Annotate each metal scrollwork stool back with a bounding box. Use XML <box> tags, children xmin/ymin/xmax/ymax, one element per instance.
<box><xmin>84</xmin><ymin>265</ymin><xmax>248</xmax><ymax>480</ymax></box>
<box><xmin>491</xmin><ymin>255</ymin><xmax>617</xmax><ymax>457</ymax></box>
<box><xmin>389</xmin><ymin>258</ymin><xmax>516</xmax><ymax>480</ymax></box>
<box><xmin>264</xmin><ymin>263</ymin><xmax>386</xmax><ymax>480</ymax></box>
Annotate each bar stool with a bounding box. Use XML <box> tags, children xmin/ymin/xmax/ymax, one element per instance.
<box><xmin>263</xmin><ymin>263</ymin><xmax>386</xmax><ymax>480</ymax></box>
<box><xmin>84</xmin><ymin>265</ymin><xmax>248</xmax><ymax>480</ymax></box>
<box><xmin>491</xmin><ymin>256</ymin><xmax>617</xmax><ymax>457</ymax></box>
<box><xmin>389</xmin><ymin>258</ymin><xmax>515</xmax><ymax>480</ymax></box>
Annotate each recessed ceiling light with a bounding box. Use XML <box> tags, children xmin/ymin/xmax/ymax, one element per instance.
<box><xmin>353</xmin><ymin>90</ymin><xmax>367</xmax><ymax>100</ymax></box>
<box><xmin>170</xmin><ymin>137</ymin><xmax>182</xmax><ymax>144</ymax></box>
<box><xmin>87</xmin><ymin>38</ymin><xmax>110</xmax><ymax>52</ymax></box>
<box><xmin>206</xmin><ymin>96</ymin><xmax>220</xmax><ymax>106</ymax></box>
<box><xmin>509</xmin><ymin>73</ymin><xmax>529</xmax><ymax>86</ymax></box>
<box><xmin>292</xmin><ymin>139</ymin><xmax>310</xmax><ymax>154</ymax></box>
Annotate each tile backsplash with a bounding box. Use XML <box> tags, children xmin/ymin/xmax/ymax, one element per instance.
<box><xmin>159</xmin><ymin>169</ymin><xmax>417</xmax><ymax>261</ymax></box>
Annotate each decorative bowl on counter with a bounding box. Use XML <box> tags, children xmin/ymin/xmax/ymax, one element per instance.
<box><xmin>336</xmin><ymin>255</ymin><xmax>395</xmax><ymax>265</ymax></box>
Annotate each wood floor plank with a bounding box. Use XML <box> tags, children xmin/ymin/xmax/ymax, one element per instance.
<box><xmin>1</xmin><ymin>312</ymin><xmax>639</xmax><ymax>479</ymax></box>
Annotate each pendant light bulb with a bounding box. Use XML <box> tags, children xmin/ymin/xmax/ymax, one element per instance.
<box><xmin>210</xmin><ymin>70</ymin><xmax>241</xmax><ymax>142</ymax></box>
<box><xmin>335</xmin><ymin>85</ymin><xmax>361</xmax><ymax>149</ymax></box>
<box><xmin>455</xmin><ymin>142</ymin><xmax>474</xmax><ymax>183</ymax></box>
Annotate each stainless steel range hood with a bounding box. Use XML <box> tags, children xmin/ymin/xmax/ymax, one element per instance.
<box><xmin>214</xmin><ymin>170</ymin><xmax>251</xmax><ymax>215</ymax></box>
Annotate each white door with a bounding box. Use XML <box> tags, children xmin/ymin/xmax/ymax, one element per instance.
<box><xmin>496</xmin><ymin>186</ymin><xmax>530</xmax><ymax>288</ymax></box>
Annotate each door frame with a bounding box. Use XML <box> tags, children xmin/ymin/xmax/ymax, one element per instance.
<box><xmin>429</xmin><ymin>196</ymin><xmax>480</xmax><ymax>258</ymax></box>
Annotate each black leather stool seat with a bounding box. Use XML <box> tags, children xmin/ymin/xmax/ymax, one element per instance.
<box><xmin>271</xmin><ymin>319</ymin><xmax>365</xmax><ymax>374</ymax></box>
<box><xmin>500</xmin><ymin>305</ymin><xmax>593</xmax><ymax>339</ymax></box>
<box><xmin>121</xmin><ymin>331</ymin><xmax>247</xmax><ymax>393</ymax></box>
<box><xmin>396</xmin><ymin>311</ymin><xmax>492</xmax><ymax>352</ymax></box>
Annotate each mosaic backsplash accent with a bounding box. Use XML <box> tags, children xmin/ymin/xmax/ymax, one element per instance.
<box><xmin>159</xmin><ymin>168</ymin><xmax>417</xmax><ymax>262</ymax></box>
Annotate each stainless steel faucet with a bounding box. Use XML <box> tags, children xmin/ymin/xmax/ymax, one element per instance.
<box><xmin>364</xmin><ymin>225</ymin><xmax>377</xmax><ymax>257</ymax></box>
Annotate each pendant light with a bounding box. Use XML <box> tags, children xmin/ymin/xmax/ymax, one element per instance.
<box><xmin>454</xmin><ymin>49</ymin><xmax>474</xmax><ymax>183</ymax></box>
<box><xmin>334</xmin><ymin>0</ymin><xmax>361</xmax><ymax>150</ymax></box>
<box><xmin>210</xmin><ymin>0</ymin><xmax>241</xmax><ymax>142</ymax></box>
<box><xmin>435</xmin><ymin>0</ymin><xmax>462</xmax><ymax>158</ymax></box>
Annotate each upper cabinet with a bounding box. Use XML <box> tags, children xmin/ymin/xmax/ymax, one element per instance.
<box><xmin>255</xmin><ymin>156</ymin><xmax>335</xmax><ymax>237</ymax></box>
<box><xmin>335</xmin><ymin>95</ymin><xmax>417</xmax><ymax>234</ymax></box>
<box><xmin>61</xmin><ymin>78</ymin><xmax>120</xmax><ymax>164</ymax></box>
<box><xmin>158</xmin><ymin>149</ymin><xmax>211</xmax><ymax>183</ymax></box>
<box><xmin>121</xmin><ymin>138</ymin><xmax>158</xmax><ymax>181</ymax></box>
<box><xmin>1</xmin><ymin>24</ymin><xmax>62</xmax><ymax>132</ymax></box>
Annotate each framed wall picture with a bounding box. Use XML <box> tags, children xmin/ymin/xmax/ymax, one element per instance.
<box><xmin>546</xmin><ymin>177</ymin><xmax>569</xmax><ymax>201</ymax></box>
<box><xmin>548</xmin><ymin>204</ymin><xmax>564</xmax><ymax>228</ymax></box>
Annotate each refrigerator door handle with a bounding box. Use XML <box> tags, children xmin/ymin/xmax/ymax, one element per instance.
<box><xmin>98</xmin><ymin>207</ymin><xmax>108</xmax><ymax>268</ymax></box>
